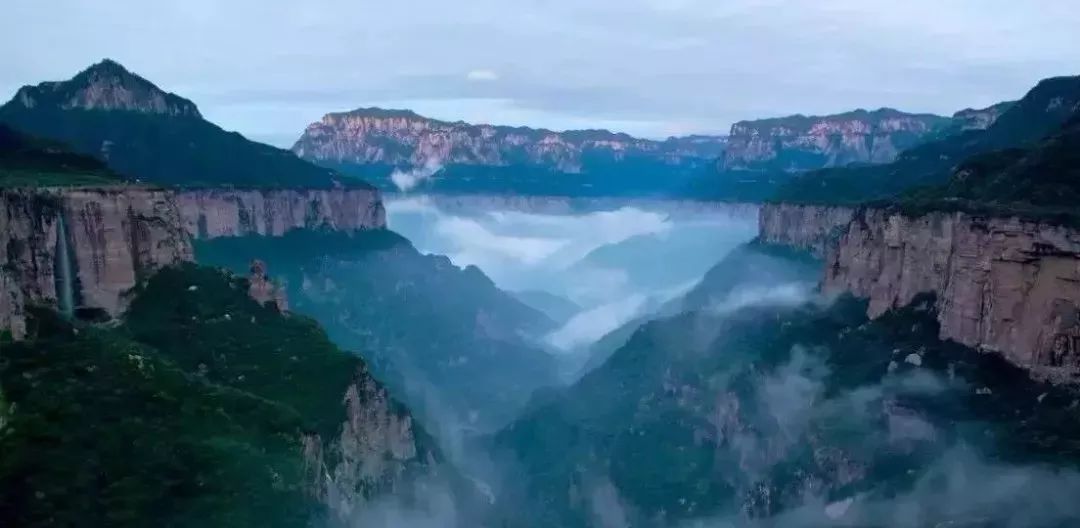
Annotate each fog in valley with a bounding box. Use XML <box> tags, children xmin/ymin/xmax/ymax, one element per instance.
<box><xmin>385</xmin><ymin>195</ymin><xmax>759</xmax><ymax>373</ymax></box>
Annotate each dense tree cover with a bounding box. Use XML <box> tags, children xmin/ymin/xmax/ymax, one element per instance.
<box><xmin>493</xmin><ymin>247</ymin><xmax>1080</xmax><ymax>527</ymax></box>
<box><xmin>897</xmin><ymin>114</ymin><xmax>1080</xmax><ymax>225</ymax></box>
<box><xmin>0</xmin><ymin>264</ymin><xmax>431</xmax><ymax>527</ymax></box>
<box><xmin>0</xmin><ymin>124</ymin><xmax>121</xmax><ymax>187</ymax></box>
<box><xmin>0</xmin><ymin>60</ymin><xmax>369</xmax><ymax>190</ymax></box>
<box><xmin>772</xmin><ymin>75</ymin><xmax>1080</xmax><ymax>206</ymax></box>
<box><xmin>0</xmin><ymin>108</ymin><xmax>368</xmax><ymax>189</ymax></box>
<box><xmin>195</xmin><ymin>229</ymin><xmax>558</xmax><ymax>434</ymax></box>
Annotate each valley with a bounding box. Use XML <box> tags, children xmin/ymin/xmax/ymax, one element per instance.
<box><xmin>2</xmin><ymin>14</ymin><xmax>1080</xmax><ymax>527</ymax></box>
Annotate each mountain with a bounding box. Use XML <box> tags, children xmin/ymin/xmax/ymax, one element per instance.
<box><xmin>194</xmin><ymin>229</ymin><xmax>560</xmax><ymax>435</ymax></box>
<box><xmin>292</xmin><ymin>107</ymin><xmax>727</xmax><ymax>196</ymax></box>
<box><xmin>901</xmin><ymin>112</ymin><xmax>1080</xmax><ymax>223</ymax></box>
<box><xmin>720</xmin><ymin>108</ymin><xmax>952</xmax><ymax>172</ymax></box>
<box><xmin>0</xmin><ymin>60</ymin><xmax>362</xmax><ymax>189</ymax></box>
<box><xmin>772</xmin><ymin>75</ymin><xmax>1080</xmax><ymax>204</ymax></box>
<box><xmin>0</xmin><ymin>264</ymin><xmax>445</xmax><ymax>526</ymax></box>
<box><xmin>514</xmin><ymin>289</ymin><xmax>581</xmax><ymax>325</ymax></box>
<box><xmin>492</xmin><ymin>248</ymin><xmax>1080</xmax><ymax>526</ymax></box>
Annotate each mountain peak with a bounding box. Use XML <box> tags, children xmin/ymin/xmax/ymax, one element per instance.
<box><xmin>7</xmin><ymin>59</ymin><xmax>201</xmax><ymax>117</ymax></box>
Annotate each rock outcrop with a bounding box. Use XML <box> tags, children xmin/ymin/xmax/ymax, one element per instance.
<box><xmin>1</xmin><ymin>186</ymin><xmax>385</xmax><ymax>337</ymax></box>
<box><xmin>303</xmin><ymin>363</ymin><xmax>435</xmax><ymax>519</ymax></box>
<box><xmin>292</xmin><ymin>107</ymin><xmax>726</xmax><ymax>173</ymax></box>
<box><xmin>950</xmin><ymin>101</ymin><xmax>1014</xmax><ymax>132</ymax></box>
<box><xmin>722</xmin><ymin>108</ymin><xmax>950</xmax><ymax>172</ymax></box>
<box><xmin>9</xmin><ymin>58</ymin><xmax>200</xmax><ymax>117</ymax></box>
<box><xmin>823</xmin><ymin>208</ymin><xmax>1080</xmax><ymax>377</ymax></box>
<box><xmin>176</xmin><ymin>188</ymin><xmax>386</xmax><ymax>239</ymax></box>
<box><xmin>1</xmin><ymin>187</ymin><xmax>193</xmax><ymax>337</ymax></box>
<box><xmin>757</xmin><ymin>203</ymin><xmax>856</xmax><ymax>257</ymax></box>
<box><xmin>247</xmin><ymin>259</ymin><xmax>289</xmax><ymax>312</ymax></box>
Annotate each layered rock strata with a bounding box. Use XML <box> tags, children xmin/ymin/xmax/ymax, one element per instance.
<box><xmin>757</xmin><ymin>203</ymin><xmax>856</xmax><ymax>257</ymax></box>
<box><xmin>1</xmin><ymin>187</ymin><xmax>192</xmax><ymax>337</ymax></box>
<box><xmin>176</xmin><ymin>188</ymin><xmax>385</xmax><ymax>239</ymax></box>
<box><xmin>823</xmin><ymin>209</ymin><xmax>1080</xmax><ymax>377</ymax></box>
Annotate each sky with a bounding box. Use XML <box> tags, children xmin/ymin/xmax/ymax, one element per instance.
<box><xmin>3</xmin><ymin>0</ymin><xmax>1079</xmax><ymax>147</ymax></box>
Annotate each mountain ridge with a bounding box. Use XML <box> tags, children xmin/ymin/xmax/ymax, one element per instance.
<box><xmin>0</xmin><ymin>60</ymin><xmax>368</xmax><ymax>189</ymax></box>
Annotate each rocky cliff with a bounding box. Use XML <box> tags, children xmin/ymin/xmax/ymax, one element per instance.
<box><xmin>292</xmin><ymin>107</ymin><xmax>726</xmax><ymax>173</ymax></box>
<box><xmin>0</xmin><ymin>186</ymin><xmax>385</xmax><ymax>338</ymax></box>
<box><xmin>722</xmin><ymin>108</ymin><xmax>950</xmax><ymax>172</ymax></box>
<box><xmin>823</xmin><ymin>208</ymin><xmax>1080</xmax><ymax>378</ymax></box>
<box><xmin>176</xmin><ymin>188</ymin><xmax>386</xmax><ymax>239</ymax></box>
<box><xmin>302</xmin><ymin>363</ymin><xmax>435</xmax><ymax>519</ymax></box>
<box><xmin>757</xmin><ymin>203</ymin><xmax>855</xmax><ymax>256</ymax></box>
<box><xmin>1</xmin><ymin>187</ymin><xmax>192</xmax><ymax>338</ymax></box>
<box><xmin>950</xmin><ymin>101</ymin><xmax>1014</xmax><ymax>132</ymax></box>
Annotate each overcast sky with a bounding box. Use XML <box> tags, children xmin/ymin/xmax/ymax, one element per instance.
<box><xmin>3</xmin><ymin>0</ymin><xmax>1079</xmax><ymax>146</ymax></box>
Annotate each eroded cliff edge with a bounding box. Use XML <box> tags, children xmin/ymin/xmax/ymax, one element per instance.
<box><xmin>177</xmin><ymin>187</ymin><xmax>385</xmax><ymax>239</ymax></box>
<box><xmin>1</xmin><ymin>187</ymin><xmax>387</xmax><ymax>338</ymax></box>
<box><xmin>825</xmin><ymin>209</ymin><xmax>1080</xmax><ymax>377</ymax></box>
<box><xmin>1</xmin><ymin>187</ymin><xmax>192</xmax><ymax>337</ymax></box>
<box><xmin>760</xmin><ymin>203</ymin><xmax>1080</xmax><ymax>379</ymax></box>
<box><xmin>758</xmin><ymin>203</ymin><xmax>856</xmax><ymax>257</ymax></box>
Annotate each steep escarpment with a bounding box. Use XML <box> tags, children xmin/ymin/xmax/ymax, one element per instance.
<box><xmin>1</xmin><ymin>187</ymin><xmax>192</xmax><ymax>337</ymax></box>
<box><xmin>721</xmin><ymin>108</ymin><xmax>950</xmax><ymax>172</ymax></box>
<box><xmin>293</xmin><ymin>108</ymin><xmax>726</xmax><ymax>172</ymax></box>
<box><xmin>824</xmin><ymin>209</ymin><xmax>1080</xmax><ymax>377</ymax></box>
<box><xmin>757</xmin><ymin>203</ymin><xmax>855</xmax><ymax>257</ymax></box>
<box><xmin>176</xmin><ymin>187</ymin><xmax>385</xmax><ymax>239</ymax></box>
<box><xmin>292</xmin><ymin>108</ymin><xmax>726</xmax><ymax>196</ymax></box>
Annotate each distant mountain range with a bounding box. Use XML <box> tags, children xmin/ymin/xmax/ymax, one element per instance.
<box><xmin>292</xmin><ymin>103</ymin><xmax>1015</xmax><ymax>198</ymax></box>
<box><xmin>1</xmin><ymin>59</ymin><xmax>1071</xmax><ymax>203</ymax></box>
<box><xmin>773</xmin><ymin>75</ymin><xmax>1080</xmax><ymax>205</ymax></box>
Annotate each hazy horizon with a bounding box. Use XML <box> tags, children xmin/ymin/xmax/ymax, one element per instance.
<box><xmin>4</xmin><ymin>0</ymin><xmax>1079</xmax><ymax>147</ymax></box>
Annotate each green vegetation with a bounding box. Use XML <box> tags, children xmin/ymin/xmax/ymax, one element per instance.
<box><xmin>0</xmin><ymin>61</ymin><xmax>371</xmax><ymax>189</ymax></box>
<box><xmin>494</xmin><ymin>246</ymin><xmax>1080</xmax><ymax>527</ymax></box>
<box><xmin>895</xmin><ymin>114</ymin><xmax>1080</xmax><ymax>225</ymax></box>
<box><xmin>771</xmin><ymin>75</ymin><xmax>1080</xmax><ymax>207</ymax></box>
<box><xmin>0</xmin><ymin>124</ymin><xmax>122</xmax><ymax>188</ymax></box>
<box><xmin>195</xmin><ymin>229</ymin><xmax>558</xmax><ymax>432</ymax></box>
<box><xmin>0</xmin><ymin>109</ymin><xmax>369</xmax><ymax>189</ymax></box>
<box><xmin>0</xmin><ymin>264</ymin><xmax>429</xmax><ymax>527</ymax></box>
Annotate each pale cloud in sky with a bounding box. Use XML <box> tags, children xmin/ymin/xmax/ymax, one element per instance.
<box><xmin>2</xmin><ymin>0</ymin><xmax>1079</xmax><ymax>146</ymax></box>
<box><xmin>466</xmin><ymin>70</ymin><xmax>500</xmax><ymax>82</ymax></box>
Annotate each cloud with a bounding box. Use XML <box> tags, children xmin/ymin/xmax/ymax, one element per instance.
<box><xmin>465</xmin><ymin>69</ymin><xmax>499</xmax><ymax>82</ymax></box>
<box><xmin>390</xmin><ymin>158</ymin><xmax>444</xmax><ymax>192</ymax></box>
<box><xmin>546</xmin><ymin>293</ymin><xmax>646</xmax><ymax>351</ymax></box>
<box><xmin>6</xmin><ymin>1</ymin><xmax>1079</xmax><ymax>143</ymax></box>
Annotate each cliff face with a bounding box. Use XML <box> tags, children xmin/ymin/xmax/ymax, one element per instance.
<box><xmin>303</xmin><ymin>364</ymin><xmax>435</xmax><ymax>519</ymax></box>
<box><xmin>1</xmin><ymin>186</ymin><xmax>384</xmax><ymax>338</ymax></box>
<box><xmin>292</xmin><ymin>108</ymin><xmax>726</xmax><ymax>173</ymax></box>
<box><xmin>176</xmin><ymin>188</ymin><xmax>385</xmax><ymax>239</ymax></box>
<box><xmin>950</xmin><ymin>101</ymin><xmax>1014</xmax><ymax>132</ymax></box>
<box><xmin>757</xmin><ymin>203</ymin><xmax>855</xmax><ymax>257</ymax></box>
<box><xmin>723</xmin><ymin>109</ymin><xmax>950</xmax><ymax>172</ymax></box>
<box><xmin>824</xmin><ymin>209</ymin><xmax>1080</xmax><ymax>376</ymax></box>
<box><xmin>1</xmin><ymin>187</ymin><xmax>192</xmax><ymax>337</ymax></box>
